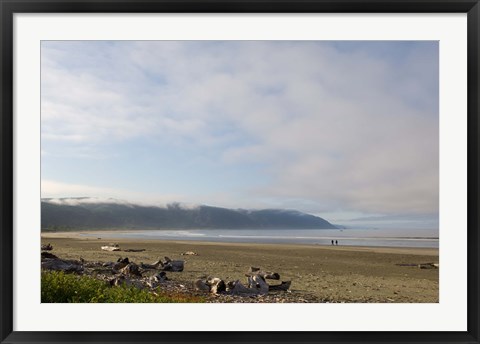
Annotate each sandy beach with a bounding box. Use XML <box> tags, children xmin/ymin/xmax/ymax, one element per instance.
<box><xmin>42</xmin><ymin>231</ymin><xmax>439</xmax><ymax>303</ymax></box>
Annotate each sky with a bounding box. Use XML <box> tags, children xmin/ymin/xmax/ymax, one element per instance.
<box><xmin>41</xmin><ymin>41</ymin><xmax>439</xmax><ymax>229</ymax></box>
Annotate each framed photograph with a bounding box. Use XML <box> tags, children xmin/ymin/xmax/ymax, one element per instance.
<box><xmin>1</xmin><ymin>1</ymin><xmax>478</xmax><ymax>343</ymax></box>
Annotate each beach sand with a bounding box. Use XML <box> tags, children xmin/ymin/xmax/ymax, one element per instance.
<box><xmin>41</xmin><ymin>231</ymin><xmax>439</xmax><ymax>303</ymax></box>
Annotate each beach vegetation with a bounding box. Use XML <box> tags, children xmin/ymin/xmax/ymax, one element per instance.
<box><xmin>41</xmin><ymin>271</ymin><xmax>204</xmax><ymax>303</ymax></box>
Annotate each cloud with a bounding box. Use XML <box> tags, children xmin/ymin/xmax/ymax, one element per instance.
<box><xmin>43</xmin><ymin>197</ymin><xmax>135</xmax><ymax>207</ymax></box>
<box><xmin>41</xmin><ymin>180</ymin><xmax>187</xmax><ymax>207</ymax></box>
<box><xmin>41</xmin><ymin>180</ymin><xmax>124</xmax><ymax>198</ymax></box>
<box><xmin>42</xmin><ymin>179</ymin><xmax>242</xmax><ymax>211</ymax></box>
<box><xmin>42</xmin><ymin>196</ymin><xmax>202</xmax><ymax>210</ymax></box>
<box><xmin>41</xmin><ymin>41</ymin><xmax>438</xmax><ymax>217</ymax></box>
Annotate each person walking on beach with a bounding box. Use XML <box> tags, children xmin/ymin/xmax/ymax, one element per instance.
<box><xmin>335</xmin><ymin>240</ymin><xmax>338</xmax><ymax>245</ymax></box>
<box><xmin>331</xmin><ymin>240</ymin><xmax>334</xmax><ymax>245</ymax></box>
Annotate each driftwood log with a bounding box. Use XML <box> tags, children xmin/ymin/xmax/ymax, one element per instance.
<box><xmin>101</xmin><ymin>245</ymin><xmax>121</xmax><ymax>252</ymax></box>
<box><xmin>41</xmin><ymin>243</ymin><xmax>53</xmax><ymax>251</ymax></box>
<box><xmin>113</xmin><ymin>257</ymin><xmax>130</xmax><ymax>271</ymax></box>
<box><xmin>227</xmin><ymin>280</ymin><xmax>260</xmax><ymax>295</ymax></box>
<box><xmin>147</xmin><ymin>272</ymin><xmax>168</xmax><ymax>288</ymax></box>
<box><xmin>41</xmin><ymin>258</ymin><xmax>83</xmax><ymax>273</ymax></box>
<box><xmin>160</xmin><ymin>257</ymin><xmax>184</xmax><ymax>272</ymax></box>
<box><xmin>193</xmin><ymin>279</ymin><xmax>210</xmax><ymax>291</ymax></box>
<box><xmin>396</xmin><ymin>262</ymin><xmax>439</xmax><ymax>269</ymax></box>
<box><xmin>245</xmin><ymin>267</ymin><xmax>280</xmax><ymax>280</ymax></box>
<box><xmin>246</xmin><ymin>267</ymin><xmax>290</xmax><ymax>293</ymax></box>
<box><xmin>194</xmin><ymin>277</ymin><xmax>227</xmax><ymax>294</ymax></box>
<box><xmin>140</xmin><ymin>259</ymin><xmax>163</xmax><ymax>270</ymax></box>
<box><xmin>247</xmin><ymin>275</ymin><xmax>269</xmax><ymax>294</ymax></box>
<box><xmin>268</xmin><ymin>281</ymin><xmax>292</xmax><ymax>291</ymax></box>
<box><xmin>206</xmin><ymin>277</ymin><xmax>226</xmax><ymax>294</ymax></box>
<box><xmin>181</xmin><ymin>251</ymin><xmax>198</xmax><ymax>256</ymax></box>
<box><xmin>102</xmin><ymin>262</ymin><xmax>115</xmax><ymax>268</ymax></box>
<box><xmin>119</xmin><ymin>263</ymin><xmax>142</xmax><ymax>277</ymax></box>
<box><xmin>41</xmin><ymin>251</ymin><xmax>58</xmax><ymax>259</ymax></box>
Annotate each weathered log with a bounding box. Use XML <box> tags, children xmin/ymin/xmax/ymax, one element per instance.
<box><xmin>210</xmin><ymin>280</ymin><xmax>226</xmax><ymax>294</ymax></box>
<box><xmin>140</xmin><ymin>263</ymin><xmax>156</xmax><ymax>270</ymax></box>
<box><xmin>206</xmin><ymin>277</ymin><xmax>226</xmax><ymax>294</ymax></box>
<box><xmin>395</xmin><ymin>263</ymin><xmax>418</xmax><ymax>267</ymax></box>
<box><xmin>147</xmin><ymin>272</ymin><xmax>168</xmax><ymax>288</ymax></box>
<box><xmin>227</xmin><ymin>280</ymin><xmax>260</xmax><ymax>295</ymax></box>
<box><xmin>161</xmin><ymin>259</ymin><xmax>184</xmax><ymax>272</ymax></box>
<box><xmin>246</xmin><ymin>266</ymin><xmax>280</xmax><ymax>280</ymax></box>
<box><xmin>268</xmin><ymin>281</ymin><xmax>292</xmax><ymax>291</ymax></box>
<box><xmin>247</xmin><ymin>275</ymin><xmax>269</xmax><ymax>294</ymax></box>
<box><xmin>113</xmin><ymin>257</ymin><xmax>130</xmax><ymax>271</ymax></box>
<box><xmin>41</xmin><ymin>243</ymin><xmax>53</xmax><ymax>251</ymax></box>
<box><xmin>123</xmin><ymin>249</ymin><xmax>146</xmax><ymax>252</ymax></box>
<box><xmin>193</xmin><ymin>279</ymin><xmax>210</xmax><ymax>291</ymax></box>
<box><xmin>140</xmin><ymin>259</ymin><xmax>163</xmax><ymax>270</ymax></box>
<box><xmin>41</xmin><ymin>251</ymin><xmax>58</xmax><ymax>259</ymax></box>
<box><xmin>226</xmin><ymin>280</ymin><xmax>235</xmax><ymax>290</ymax></box>
<box><xmin>181</xmin><ymin>251</ymin><xmax>198</xmax><ymax>256</ymax></box>
<box><xmin>152</xmin><ymin>259</ymin><xmax>163</xmax><ymax>267</ymax></box>
<box><xmin>264</xmin><ymin>272</ymin><xmax>280</xmax><ymax>280</ymax></box>
<box><xmin>245</xmin><ymin>271</ymin><xmax>280</xmax><ymax>280</ymax></box>
<box><xmin>396</xmin><ymin>262</ymin><xmax>439</xmax><ymax>269</ymax></box>
<box><xmin>101</xmin><ymin>246</ymin><xmax>121</xmax><ymax>252</ymax></box>
<box><xmin>41</xmin><ymin>258</ymin><xmax>83</xmax><ymax>273</ymax></box>
<box><xmin>418</xmin><ymin>263</ymin><xmax>438</xmax><ymax>269</ymax></box>
<box><xmin>119</xmin><ymin>263</ymin><xmax>142</xmax><ymax>277</ymax></box>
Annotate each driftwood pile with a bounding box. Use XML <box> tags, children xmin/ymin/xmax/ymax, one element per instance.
<box><xmin>41</xmin><ymin>244</ymin><xmax>292</xmax><ymax>299</ymax></box>
<box><xmin>41</xmin><ymin>244</ymin><xmax>186</xmax><ymax>291</ymax></box>
<box><xmin>194</xmin><ymin>266</ymin><xmax>292</xmax><ymax>296</ymax></box>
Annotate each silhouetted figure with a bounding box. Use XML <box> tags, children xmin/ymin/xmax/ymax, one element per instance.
<box><xmin>331</xmin><ymin>240</ymin><xmax>334</xmax><ymax>245</ymax></box>
<box><xmin>335</xmin><ymin>240</ymin><xmax>338</xmax><ymax>245</ymax></box>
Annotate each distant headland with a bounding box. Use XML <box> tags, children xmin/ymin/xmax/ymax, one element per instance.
<box><xmin>41</xmin><ymin>198</ymin><xmax>337</xmax><ymax>231</ymax></box>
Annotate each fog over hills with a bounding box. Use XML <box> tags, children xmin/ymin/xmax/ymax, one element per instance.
<box><xmin>41</xmin><ymin>198</ymin><xmax>337</xmax><ymax>231</ymax></box>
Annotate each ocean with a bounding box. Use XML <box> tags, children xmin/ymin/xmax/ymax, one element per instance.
<box><xmin>80</xmin><ymin>228</ymin><xmax>439</xmax><ymax>248</ymax></box>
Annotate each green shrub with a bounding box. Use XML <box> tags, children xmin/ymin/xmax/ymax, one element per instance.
<box><xmin>41</xmin><ymin>271</ymin><xmax>204</xmax><ymax>303</ymax></box>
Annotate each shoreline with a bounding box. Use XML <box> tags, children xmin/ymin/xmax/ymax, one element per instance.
<box><xmin>41</xmin><ymin>231</ymin><xmax>439</xmax><ymax>256</ymax></box>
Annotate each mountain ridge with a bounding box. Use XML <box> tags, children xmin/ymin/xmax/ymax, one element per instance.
<box><xmin>41</xmin><ymin>199</ymin><xmax>337</xmax><ymax>231</ymax></box>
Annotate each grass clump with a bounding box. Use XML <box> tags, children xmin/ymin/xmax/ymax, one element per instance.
<box><xmin>41</xmin><ymin>271</ymin><xmax>204</xmax><ymax>303</ymax></box>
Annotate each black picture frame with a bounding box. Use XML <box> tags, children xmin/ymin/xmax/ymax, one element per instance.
<box><xmin>1</xmin><ymin>1</ymin><xmax>479</xmax><ymax>343</ymax></box>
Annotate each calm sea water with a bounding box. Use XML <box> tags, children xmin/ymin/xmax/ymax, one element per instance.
<box><xmin>81</xmin><ymin>228</ymin><xmax>439</xmax><ymax>248</ymax></box>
